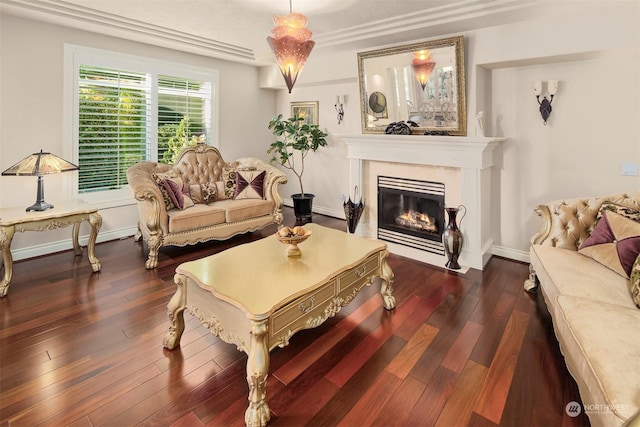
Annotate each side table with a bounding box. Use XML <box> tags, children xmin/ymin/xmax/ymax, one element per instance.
<box><xmin>0</xmin><ymin>200</ymin><xmax>102</xmax><ymax>297</ymax></box>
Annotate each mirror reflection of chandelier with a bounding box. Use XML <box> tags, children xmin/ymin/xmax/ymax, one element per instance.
<box><xmin>412</xmin><ymin>50</ymin><xmax>436</xmax><ymax>91</ymax></box>
<box><xmin>267</xmin><ymin>0</ymin><xmax>315</xmax><ymax>93</ymax></box>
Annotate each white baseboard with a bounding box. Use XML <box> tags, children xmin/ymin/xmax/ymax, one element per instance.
<box><xmin>491</xmin><ymin>245</ymin><xmax>530</xmax><ymax>263</ymax></box>
<box><xmin>10</xmin><ymin>227</ymin><xmax>137</xmax><ymax>262</ymax></box>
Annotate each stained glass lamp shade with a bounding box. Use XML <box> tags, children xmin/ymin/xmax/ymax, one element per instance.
<box><xmin>2</xmin><ymin>150</ymin><xmax>79</xmax><ymax>211</ymax></box>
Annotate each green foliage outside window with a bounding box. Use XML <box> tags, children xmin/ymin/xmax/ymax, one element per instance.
<box><xmin>159</xmin><ymin>116</ymin><xmax>205</xmax><ymax>164</ymax></box>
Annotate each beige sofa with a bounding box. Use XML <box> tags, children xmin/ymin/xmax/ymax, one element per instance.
<box><xmin>127</xmin><ymin>143</ymin><xmax>287</xmax><ymax>269</ymax></box>
<box><xmin>524</xmin><ymin>192</ymin><xmax>640</xmax><ymax>427</ymax></box>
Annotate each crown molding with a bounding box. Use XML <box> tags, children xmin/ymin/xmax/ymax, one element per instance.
<box><xmin>313</xmin><ymin>0</ymin><xmax>536</xmax><ymax>48</ymax></box>
<box><xmin>0</xmin><ymin>0</ymin><xmax>257</xmax><ymax>63</ymax></box>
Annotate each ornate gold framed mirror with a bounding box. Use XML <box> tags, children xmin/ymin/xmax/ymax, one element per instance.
<box><xmin>357</xmin><ymin>35</ymin><xmax>466</xmax><ymax>136</ymax></box>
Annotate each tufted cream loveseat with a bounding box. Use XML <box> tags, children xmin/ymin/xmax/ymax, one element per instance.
<box><xmin>127</xmin><ymin>143</ymin><xmax>287</xmax><ymax>269</ymax></box>
<box><xmin>524</xmin><ymin>192</ymin><xmax>640</xmax><ymax>426</ymax></box>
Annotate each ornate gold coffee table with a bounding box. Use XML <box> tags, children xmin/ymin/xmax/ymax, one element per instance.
<box><xmin>163</xmin><ymin>223</ymin><xmax>395</xmax><ymax>427</ymax></box>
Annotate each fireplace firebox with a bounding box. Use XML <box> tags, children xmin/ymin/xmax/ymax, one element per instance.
<box><xmin>377</xmin><ymin>176</ymin><xmax>445</xmax><ymax>256</ymax></box>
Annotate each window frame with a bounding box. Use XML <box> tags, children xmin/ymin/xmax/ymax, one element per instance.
<box><xmin>63</xmin><ymin>44</ymin><xmax>219</xmax><ymax>208</ymax></box>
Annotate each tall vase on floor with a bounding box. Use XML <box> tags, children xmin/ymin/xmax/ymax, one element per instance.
<box><xmin>442</xmin><ymin>205</ymin><xmax>466</xmax><ymax>270</ymax></box>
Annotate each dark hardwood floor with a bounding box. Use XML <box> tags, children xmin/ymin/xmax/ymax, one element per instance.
<box><xmin>0</xmin><ymin>208</ymin><xmax>590</xmax><ymax>427</ymax></box>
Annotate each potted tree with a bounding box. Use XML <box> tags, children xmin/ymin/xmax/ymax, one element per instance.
<box><xmin>267</xmin><ymin>114</ymin><xmax>328</xmax><ymax>223</ymax></box>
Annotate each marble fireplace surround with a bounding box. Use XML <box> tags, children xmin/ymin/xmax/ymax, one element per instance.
<box><xmin>340</xmin><ymin>134</ymin><xmax>506</xmax><ymax>271</ymax></box>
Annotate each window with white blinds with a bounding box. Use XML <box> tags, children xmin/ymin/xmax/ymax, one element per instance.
<box><xmin>78</xmin><ymin>66</ymin><xmax>150</xmax><ymax>193</ymax></box>
<box><xmin>157</xmin><ymin>76</ymin><xmax>212</xmax><ymax>164</ymax></box>
<box><xmin>68</xmin><ymin>45</ymin><xmax>218</xmax><ymax>202</ymax></box>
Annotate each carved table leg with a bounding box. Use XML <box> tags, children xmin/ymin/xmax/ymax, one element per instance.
<box><xmin>163</xmin><ymin>273</ymin><xmax>188</xmax><ymax>349</ymax></box>
<box><xmin>0</xmin><ymin>225</ymin><xmax>15</xmax><ymax>297</ymax></box>
<box><xmin>379</xmin><ymin>250</ymin><xmax>396</xmax><ymax>310</ymax></box>
<box><xmin>87</xmin><ymin>212</ymin><xmax>102</xmax><ymax>272</ymax></box>
<box><xmin>245</xmin><ymin>320</ymin><xmax>270</xmax><ymax>427</ymax></box>
<box><xmin>72</xmin><ymin>222</ymin><xmax>83</xmax><ymax>256</ymax></box>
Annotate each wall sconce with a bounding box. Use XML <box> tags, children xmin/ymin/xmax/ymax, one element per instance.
<box><xmin>532</xmin><ymin>80</ymin><xmax>558</xmax><ymax>125</ymax></box>
<box><xmin>335</xmin><ymin>95</ymin><xmax>345</xmax><ymax>125</ymax></box>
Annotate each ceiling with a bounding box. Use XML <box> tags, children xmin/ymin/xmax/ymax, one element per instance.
<box><xmin>0</xmin><ymin>0</ymin><xmax>541</xmax><ymax>64</ymax></box>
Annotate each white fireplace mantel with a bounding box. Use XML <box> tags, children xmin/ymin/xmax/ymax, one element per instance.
<box><xmin>339</xmin><ymin>134</ymin><xmax>506</xmax><ymax>271</ymax></box>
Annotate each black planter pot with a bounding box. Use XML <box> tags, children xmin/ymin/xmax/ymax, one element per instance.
<box><xmin>291</xmin><ymin>193</ymin><xmax>314</xmax><ymax>224</ymax></box>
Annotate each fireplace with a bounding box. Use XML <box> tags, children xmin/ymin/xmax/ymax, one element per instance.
<box><xmin>377</xmin><ymin>176</ymin><xmax>445</xmax><ymax>256</ymax></box>
<box><xmin>341</xmin><ymin>134</ymin><xmax>505</xmax><ymax>270</ymax></box>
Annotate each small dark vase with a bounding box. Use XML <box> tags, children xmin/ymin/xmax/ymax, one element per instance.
<box><xmin>442</xmin><ymin>205</ymin><xmax>466</xmax><ymax>270</ymax></box>
<box><xmin>292</xmin><ymin>193</ymin><xmax>314</xmax><ymax>224</ymax></box>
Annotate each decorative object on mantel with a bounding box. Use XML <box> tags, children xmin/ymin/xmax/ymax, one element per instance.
<box><xmin>475</xmin><ymin>111</ymin><xmax>485</xmax><ymax>137</ymax></box>
<box><xmin>357</xmin><ymin>35</ymin><xmax>466</xmax><ymax>136</ymax></box>
<box><xmin>343</xmin><ymin>186</ymin><xmax>364</xmax><ymax>234</ymax></box>
<box><xmin>385</xmin><ymin>121</ymin><xmax>412</xmax><ymax>135</ymax></box>
<box><xmin>2</xmin><ymin>149</ymin><xmax>79</xmax><ymax>212</ymax></box>
<box><xmin>335</xmin><ymin>95</ymin><xmax>345</xmax><ymax>125</ymax></box>
<box><xmin>442</xmin><ymin>205</ymin><xmax>466</xmax><ymax>270</ymax></box>
<box><xmin>532</xmin><ymin>80</ymin><xmax>558</xmax><ymax>125</ymax></box>
<box><xmin>267</xmin><ymin>114</ymin><xmax>328</xmax><ymax>223</ymax></box>
<box><xmin>424</xmin><ymin>130</ymin><xmax>449</xmax><ymax>136</ymax></box>
<box><xmin>267</xmin><ymin>0</ymin><xmax>315</xmax><ymax>93</ymax></box>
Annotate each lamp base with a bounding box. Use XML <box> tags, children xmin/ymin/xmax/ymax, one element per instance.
<box><xmin>26</xmin><ymin>200</ymin><xmax>54</xmax><ymax>212</ymax></box>
<box><xmin>26</xmin><ymin>176</ymin><xmax>53</xmax><ymax>211</ymax></box>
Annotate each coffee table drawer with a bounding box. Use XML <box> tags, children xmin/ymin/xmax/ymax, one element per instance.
<box><xmin>270</xmin><ymin>280</ymin><xmax>336</xmax><ymax>339</ymax></box>
<box><xmin>337</xmin><ymin>254</ymin><xmax>380</xmax><ymax>293</ymax></box>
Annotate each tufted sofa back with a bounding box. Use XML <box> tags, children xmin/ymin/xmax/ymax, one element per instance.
<box><xmin>171</xmin><ymin>143</ymin><xmax>228</xmax><ymax>185</ymax></box>
<box><xmin>533</xmin><ymin>192</ymin><xmax>640</xmax><ymax>250</ymax></box>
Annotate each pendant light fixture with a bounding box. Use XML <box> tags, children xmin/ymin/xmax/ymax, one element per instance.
<box><xmin>267</xmin><ymin>0</ymin><xmax>315</xmax><ymax>93</ymax></box>
<box><xmin>412</xmin><ymin>50</ymin><xmax>436</xmax><ymax>91</ymax></box>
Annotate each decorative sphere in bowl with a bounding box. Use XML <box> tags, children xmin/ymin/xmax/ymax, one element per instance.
<box><xmin>274</xmin><ymin>226</ymin><xmax>311</xmax><ymax>257</ymax></box>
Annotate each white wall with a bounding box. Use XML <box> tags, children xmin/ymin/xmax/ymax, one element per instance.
<box><xmin>0</xmin><ymin>14</ymin><xmax>276</xmax><ymax>260</ymax></box>
<box><xmin>270</xmin><ymin>0</ymin><xmax>640</xmax><ymax>261</ymax></box>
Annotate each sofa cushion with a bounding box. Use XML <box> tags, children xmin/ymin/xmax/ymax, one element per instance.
<box><xmin>578</xmin><ymin>210</ymin><xmax>640</xmax><ymax>277</ymax></box>
<box><xmin>222</xmin><ymin>166</ymin><xmax>257</xmax><ymax>199</ymax></box>
<box><xmin>531</xmin><ymin>245</ymin><xmax>636</xmax><ymax>309</ymax></box>
<box><xmin>153</xmin><ymin>171</ymin><xmax>179</xmax><ymax>211</ymax></box>
<box><xmin>598</xmin><ymin>201</ymin><xmax>640</xmax><ymax>223</ymax></box>
<box><xmin>189</xmin><ymin>182</ymin><xmax>217</xmax><ymax>204</ymax></box>
<box><xmin>167</xmin><ymin>204</ymin><xmax>226</xmax><ymax>233</ymax></box>
<box><xmin>213</xmin><ymin>199</ymin><xmax>273</xmax><ymax>223</ymax></box>
<box><xmin>554</xmin><ymin>295</ymin><xmax>640</xmax><ymax>425</ymax></box>
<box><xmin>234</xmin><ymin>169</ymin><xmax>266</xmax><ymax>200</ymax></box>
<box><xmin>161</xmin><ymin>176</ymin><xmax>194</xmax><ymax>210</ymax></box>
<box><xmin>630</xmin><ymin>255</ymin><xmax>640</xmax><ymax>308</ymax></box>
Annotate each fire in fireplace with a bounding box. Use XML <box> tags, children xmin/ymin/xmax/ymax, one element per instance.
<box><xmin>377</xmin><ymin>176</ymin><xmax>445</xmax><ymax>255</ymax></box>
<box><xmin>395</xmin><ymin>209</ymin><xmax>437</xmax><ymax>233</ymax></box>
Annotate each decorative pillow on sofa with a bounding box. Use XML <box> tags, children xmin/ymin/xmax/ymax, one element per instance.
<box><xmin>233</xmin><ymin>169</ymin><xmax>266</xmax><ymax>200</ymax></box>
<box><xmin>597</xmin><ymin>201</ymin><xmax>640</xmax><ymax>224</ymax></box>
<box><xmin>189</xmin><ymin>182</ymin><xmax>217</xmax><ymax>204</ymax></box>
<box><xmin>153</xmin><ymin>172</ymin><xmax>194</xmax><ymax>210</ymax></box>
<box><xmin>578</xmin><ymin>210</ymin><xmax>640</xmax><ymax>277</ymax></box>
<box><xmin>222</xmin><ymin>166</ymin><xmax>256</xmax><ymax>199</ymax></box>
<box><xmin>630</xmin><ymin>255</ymin><xmax>640</xmax><ymax>308</ymax></box>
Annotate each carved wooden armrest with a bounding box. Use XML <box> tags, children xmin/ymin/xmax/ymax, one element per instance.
<box><xmin>134</xmin><ymin>188</ymin><xmax>165</xmax><ymax>235</ymax></box>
